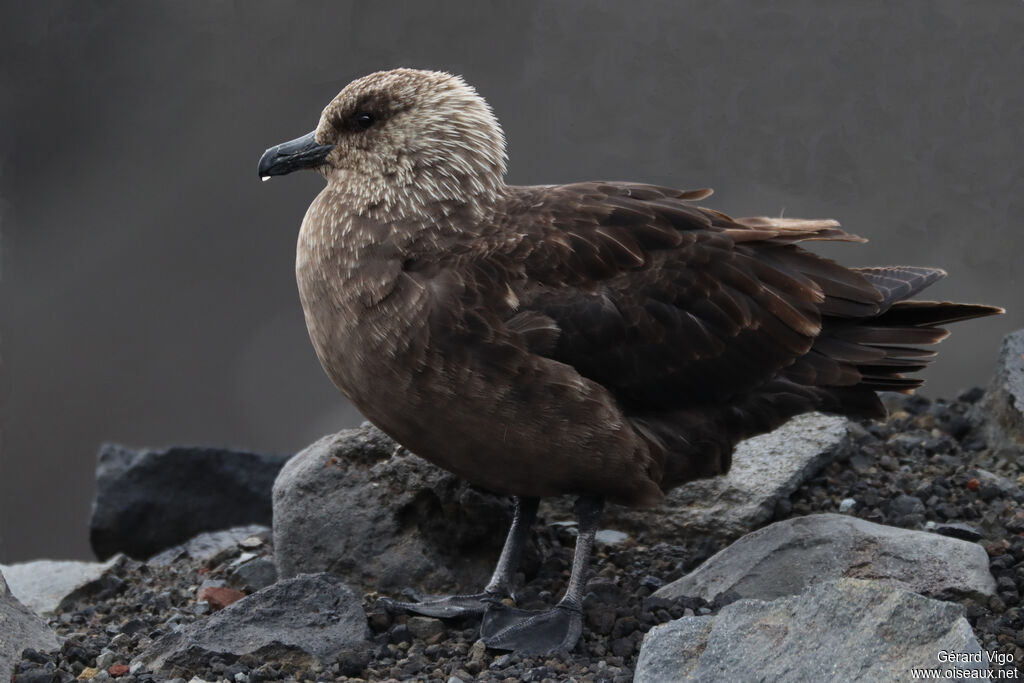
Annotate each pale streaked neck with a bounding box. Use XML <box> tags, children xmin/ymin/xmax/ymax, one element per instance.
<box><xmin>328</xmin><ymin>170</ymin><xmax>509</xmax><ymax>224</ymax></box>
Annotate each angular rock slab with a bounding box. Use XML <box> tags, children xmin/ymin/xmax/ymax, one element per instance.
<box><xmin>607</xmin><ymin>413</ymin><xmax>850</xmax><ymax>541</ymax></box>
<box><xmin>134</xmin><ymin>573</ymin><xmax>366</xmax><ymax>675</ymax></box>
<box><xmin>273</xmin><ymin>424</ymin><xmax>514</xmax><ymax>593</ymax></box>
<box><xmin>636</xmin><ymin>579</ymin><xmax>986</xmax><ymax>683</ymax></box>
<box><xmin>147</xmin><ymin>525</ymin><xmax>270</xmax><ymax>567</ymax></box>
<box><xmin>1</xmin><ymin>568</ymin><xmax>60</xmax><ymax>682</ymax></box>
<box><xmin>976</xmin><ymin>329</ymin><xmax>1024</xmax><ymax>463</ymax></box>
<box><xmin>0</xmin><ymin>554</ymin><xmax>124</xmax><ymax>615</ymax></box>
<box><xmin>655</xmin><ymin>513</ymin><xmax>995</xmax><ymax>603</ymax></box>
<box><xmin>90</xmin><ymin>442</ymin><xmax>289</xmax><ymax>560</ymax></box>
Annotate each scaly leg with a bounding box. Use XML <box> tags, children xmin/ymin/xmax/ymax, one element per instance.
<box><xmin>480</xmin><ymin>496</ymin><xmax>604</xmax><ymax>654</ymax></box>
<box><xmin>378</xmin><ymin>496</ymin><xmax>539</xmax><ymax>618</ymax></box>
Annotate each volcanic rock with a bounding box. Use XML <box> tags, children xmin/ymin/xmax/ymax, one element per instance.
<box><xmin>976</xmin><ymin>329</ymin><xmax>1024</xmax><ymax>464</ymax></box>
<box><xmin>273</xmin><ymin>424</ymin><xmax>515</xmax><ymax>593</ymax></box>
<box><xmin>636</xmin><ymin>579</ymin><xmax>987</xmax><ymax>682</ymax></box>
<box><xmin>1</xmin><ymin>568</ymin><xmax>60</xmax><ymax>682</ymax></box>
<box><xmin>133</xmin><ymin>573</ymin><xmax>366</xmax><ymax>676</ymax></box>
<box><xmin>90</xmin><ymin>443</ymin><xmax>288</xmax><ymax>560</ymax></box>
<box><xmin>654</xmin><ymin>513</ymin><xmax>995</xmax><ymax>604</ymax></box>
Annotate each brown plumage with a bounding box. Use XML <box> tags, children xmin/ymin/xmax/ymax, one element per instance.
<box><xmin>259</xmin><ymin>68</ymin><xmax>1003</xmax><ymax>654</ymax></box>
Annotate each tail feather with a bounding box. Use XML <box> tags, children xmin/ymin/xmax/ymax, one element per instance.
<box><xmin>794</xmin><ymin>275</ymin><xmax>1002</xmax><ymax>409</ymax></box>
<box><xmin>873</xmin><ymin>300</ymin><xmax>1004</xmax><ymax>326</ymax></box>
<box><xmin>837</xmin><ymin>325</ymin><xmax>950</xmax><ymax>346</ymax></box>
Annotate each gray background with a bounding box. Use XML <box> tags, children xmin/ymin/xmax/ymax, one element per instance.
<box><xmin>1</xmin><ymin>1</ymin><xmax>1020</xmax><ymax>562</ymax></box>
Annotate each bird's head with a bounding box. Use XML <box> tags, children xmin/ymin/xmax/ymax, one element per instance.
<box><xmin>259</xmin><ymin>68</ymin><xmax>508</xmax><ymax>215</ymax></box>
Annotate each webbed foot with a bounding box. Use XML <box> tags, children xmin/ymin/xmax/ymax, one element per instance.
<box><xmin>377</xmin><ymin>592</ymin><xmax>499</xmax><ymax>619</ymax></box>
<box><xmin>480</xmin><ymin>603</ymin><xmax>583</xmax><ymax>655</ymax></box>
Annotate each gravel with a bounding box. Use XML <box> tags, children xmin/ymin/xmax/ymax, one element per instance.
<box><xmin>12</xmin><ymin>388</ymin><xmax>1024</xmax><ymax>681</ymax></box>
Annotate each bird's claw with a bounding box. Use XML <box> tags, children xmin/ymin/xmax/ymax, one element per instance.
<box><xmin>376</xmin><ymin>592</ymin><xmax>500</xmax><ymax>619</ymax></box>
<box><xmin>480</xmin><ymin>603</ymin><xmax>583</xmax><ymax>655</ymax></box>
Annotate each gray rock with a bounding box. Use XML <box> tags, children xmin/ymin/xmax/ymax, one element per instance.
<box><xmin>976</xmin><ymin>329</ymin><xmax>1024</xmax><ymax>463</ymax></box>
<box><xmin>90</xmin><ymin>442</ymin><xmax>289</xmax><ymax>560</ymax></box>
<box><xmin>0</xmin><ymin>567</ymin><xmax>61</xmax><ymax>682</ymax></box>
<box><xmin>147</xmin><ymin>525</ymin><xmax>270</xmax><ymax>566</ymax></box>
<box><xmin>654</xmin><ymin>513</ymin><xmax>996</xmax><ymax>604</ymax></box>
<box><xmin>595</xmin><ymin>529</ymin><xmax>629</xmax><ymax>546</ymax></box>
<box><xmin>273</xmin><ymin>424</ymin><xmax>514</xmax><ymax>593</ymax></box>
<box><xmin>606</xmin><ymin>413</ymin><xmax>850</xmax><ymax>541</ymax></box>
<box><xmin>636</xmin><ymin>578</ymin><xmax>986</xmax><ymax>683</ymax></box>
<box><xmin>134</xmin><ymin>573</ymin><xmax>367</xmax><ymax>675</ymax></box>
<box><xmin>406</xmin><ymin>616</ymin><xmax>446</xmax><ymax>640</ymax></box>
<box><xmin>227</xmin><ymin>556</ymin><xmax>277</xmax><ymax>592</ymax></box>
<box><xmin>973</xmin><ymin>468</ymin><xmax>1020</xmax><ymax>495</ymax></box>
<box><xmin>0</xmin><ymin>554</ymin><xmax>126</xmax><ymax>615</ymax></box>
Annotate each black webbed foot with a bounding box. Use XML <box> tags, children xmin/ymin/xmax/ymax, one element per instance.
<box><xmin>480</xmin><ymin>603</ymin><xmax>583</xmax><ymax>655</ymax></box>
<box><xmin>377</xmin><ymin>592</ymin><xmax>500</xmax><ymax>619</ymax></box>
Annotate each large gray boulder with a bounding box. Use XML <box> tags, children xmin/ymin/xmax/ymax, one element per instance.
<box><xmin>1</xmin><ymin>554</ymin><xmax>125</xmax><ymax>615</ymax></box>
<box><xmin>605</xmin><ymin>413</ymin><xmax>850</xmax><ymax>541</ymax></box>
<box><xmin>273</xmin><ymin>424</ymin><xmax>514</xmax><ymax>594</ymax></box>
<box><xmin>654</xmin><ymin>513</ymin><xmax>996</xmax><ymax>603</ymax></box>
<box><xmin>636</xmin><ymin>578</ymin><xmax>986</xmax><ymax>683</ymax></box>
<box><xmin>1</xmin><ymin>568</ymin><xmax>60</xmax><ymax>682</ymax></box>
<box><xmin>90</xmin><ymin>443</ymin><xmax>289</xmax><ymax>560</ymax></box>
<box><xmin>134</xmin><ymin>573</ymin><xmax>367</xmax><ymax>677</ymax></box>
<box><xmin>976</xmin><ymin>329</ymin><xmax>1024</xmax><ymax>463</ymax></box>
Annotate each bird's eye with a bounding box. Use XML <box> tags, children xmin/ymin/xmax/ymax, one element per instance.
<box><xmin>354</xmin><ymin>112</ymin><xmax>375</xmax><ymax>130</ymax></box>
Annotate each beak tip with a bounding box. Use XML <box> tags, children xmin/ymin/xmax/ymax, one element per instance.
<box><xmin>258</xmin><ymin>131</ymin><xmax>333</xmax><ymax>179</ymax></box>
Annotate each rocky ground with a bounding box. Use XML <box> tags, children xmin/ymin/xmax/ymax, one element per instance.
<box><xmin>5</xmin><ymin>383</ymin><xmax>1023</xmax><ymax>682</ymax></box>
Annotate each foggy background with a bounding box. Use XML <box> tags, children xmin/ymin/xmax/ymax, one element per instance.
<box><xmin>1</xmin><ymin>1</ymin><xmax>1020</xmax><ymax>562</ymax></box>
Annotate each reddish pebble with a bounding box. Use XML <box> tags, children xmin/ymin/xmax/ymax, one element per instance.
<box><xmin>108</xmin><ymin>663</ymin><xmax>130</xmax><ymax>677</ymax></box>
<box><xmin>198</xmin><ymin>585</ymin><xmax>246</xmax><ymax>610</ymax></box>
<box><xmin>966</xmin><ymin>478</ymin><xmax>980</xmax><ymax>491</ymax></box>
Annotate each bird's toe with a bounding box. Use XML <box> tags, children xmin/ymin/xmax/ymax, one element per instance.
<box><xmin>480</xmin><ymin>603</ymin><xmax>583</xmax><ymax>655</ymax></box>
<box><xmin>377</xmin><ymin>592</ymin><xmax>499</xmax><ymax>619</ymax></box>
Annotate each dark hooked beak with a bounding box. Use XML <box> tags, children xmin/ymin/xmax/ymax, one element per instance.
<box><xmin>258</xmin><ymin>131</ymin><xmax>334</xmax><ymax>179</ymax></box>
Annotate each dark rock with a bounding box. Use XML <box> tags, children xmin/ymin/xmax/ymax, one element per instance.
<box><xmin>1</xmin><ymin>569</ymin><xmax>60</xmax><ymax>682</ymax></box>
<box><xmin>405</xmin><ymin>616</ymin><xmax>445</xmax><ymax>641</ymax></box>
<box><xmin>273</xmin><ymin>424</ymin><xmax>514</xmax><ymax>593</ymax></box>
<box><xmin>334</xmin><ymin>646</ymin><xmax>371</xmax><ymax>677</ymax></box>
<box><xmin>934</xmin><ymin>522</ymin><xmax>984</xmax><ymax>542</ymax></box>
<box><xmin>90</xmin><ymin>443</ymin><xmax>289</xmax><ymax>560</ymax></box>
<box><xmin>133</xmin><ymin>573</ymin><xmax>366</xmax><ymax>674</ymax></box>
<box><xmin>636</xmin><ymin>579</ymin><xmax>987</xmax><ymax>682</ymax></box>
<box><xmin>654</xmin><ymin>513</ymin><xmax>996</xmax><ymax>603</ymax></box>
<box><xmin>388</xmin><ymin>624</ymin><xmax>412</xmax><ymax>644</ymax></box>
<box><xmin>888</xmin><ymin>494</ymin><xmax>925</xmax><ymax>522</ymax></box>
<box><xmin>958</xmin><ymin>386</ymin><xmax>986</xmax><ymax>404</ymax></box>
<box><xmin>583</xmin><ymin>604</ymin><xmax>616</xmax><ymax>635</ymax></box>
<box><xmin>12</xmin><ymin>672</ymin><xmax>73</xmax><ymax>683</ymax></box>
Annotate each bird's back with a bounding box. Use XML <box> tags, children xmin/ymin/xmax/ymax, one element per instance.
<box><xmin>490</xmin><ymin>182</ymin><xmax>1001</xmax><ymax>490</ymax></box>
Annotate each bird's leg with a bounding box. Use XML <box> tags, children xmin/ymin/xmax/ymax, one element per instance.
<box><xmin>480</xmin><ymin>495</ymin><xmax>604</xmax><ymax>655</ymax></box>
<box><xmin>378</xmin><ymin>496</ymin><xmax>539</xmax><ymax>619</ymax></box>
